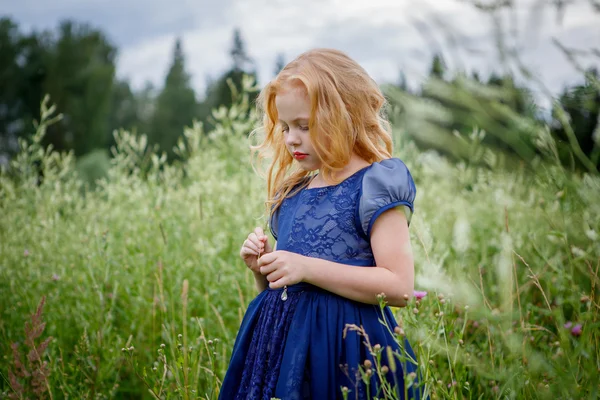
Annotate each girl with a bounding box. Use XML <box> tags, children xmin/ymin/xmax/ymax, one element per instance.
<box><xmin>219</xmin><ymin>48</ymin><xmax>425</xmax><ymax>400</ymax></box>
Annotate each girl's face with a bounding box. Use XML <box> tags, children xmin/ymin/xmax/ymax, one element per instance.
<box><xmin>275</xmin><ymin>85</ymin><xmax>322</xmax><ymax>172</ymax></box>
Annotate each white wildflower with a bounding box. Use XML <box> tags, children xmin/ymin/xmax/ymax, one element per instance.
<box><xmin>585</xmin><ymin>229</ymin><xmax>597</xmax><ymax>241</ymax></box>
<box><xmin>452</xmin><ymin>215</ymin><xmax>471</xmax><ymax>253</ymax></box>
<box><xmin>571</xmin><ymin>246</ymin><xmax>586</xmax><ymax>258</ymax></box>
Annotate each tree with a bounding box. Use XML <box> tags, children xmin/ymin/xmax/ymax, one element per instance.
<box><xmin>0</xmin><ymin>19</ymin><xmax>50</xmax><ymax>158</ymax></box>
<box><xmin>43</xmin><ymin>21</ymin><xmax>116</xmax><ymax>156</ymax></box>
<box><xmin>274</xmin><ymin>52</ymin><xmax>286</xmax><ymax>76</ymax></box>
<box><xmin>397</xmin><ymin>70</ymin><xmax>408</xmax><ymax>92</ymax></box>
<box><xmin>230</xmin><ymin>28</ymin><xmax>252</xmax><ymax>72</ymax></box>
<box><xmin>0</xmin><ymin>18</ymin><xmax>116</xmax><ymax>158</ymax></box>
<box><xmin>429</xmin><ymin>53</ymin><xmax>446</xmax><ymax>80</ymax></box>
<box><xmin>106</xmin><ymin>78</ymin><xmax>149</xmax><ymax>150</ymax></box>
<box><xmin>0</xmin><ymin>18</ymin><xmax>25</xmax><ymax>156</ymax></box>
<box><xmin>200</xmin><ymin>28</ymin><xmax>258</xmax><ymax>128</ymax></box>
<box><xmin>389</xmin><ymin>53</ymin><xmax>542</xmax><ymax>164</ymax></box>
<box><xmin>552</xmin><ymin>68</ymin><xmax>600</xmax><ymax>171</ymax></box>
<box><xmin>149</xmin><ymin>38</ymin><xmax>198</xmax><ymax>160</ymax></box>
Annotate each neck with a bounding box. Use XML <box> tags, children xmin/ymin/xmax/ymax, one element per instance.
<box><xmin>315</xmin><ymin>153</ymin><xmax>370</xmax><ymax>184</ymax></box>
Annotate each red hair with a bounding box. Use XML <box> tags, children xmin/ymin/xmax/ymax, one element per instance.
<box><xmin>250</xmin><ymin>48</ymin><xmax>393</xmax><ymax>217</ymax></box>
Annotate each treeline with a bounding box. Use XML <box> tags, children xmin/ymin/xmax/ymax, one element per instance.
<box><xmin>1</xmin><ymin>16</ymin><xmax>598</xmax><ymax>172</ymax></box>
<box><xmin>386</xmin><ymin>54</ymin><xmax>599</xmax><ymax>172</ymax></box>
<box><xmin>0</xmin><ymin>17</ymin><xmax>261</xmax><ymax>163</ymax></box>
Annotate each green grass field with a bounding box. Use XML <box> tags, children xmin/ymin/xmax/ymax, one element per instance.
<box><xmin>1</xmin><ymin>95</ymin><xmax>599</xmax><ymax>399</ymax></box>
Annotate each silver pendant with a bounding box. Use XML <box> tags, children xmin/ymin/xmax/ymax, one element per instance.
<box><xmin>281</xmin><ymin>286</ymin><xmax>288</xmax><ymax>301</ymax></box>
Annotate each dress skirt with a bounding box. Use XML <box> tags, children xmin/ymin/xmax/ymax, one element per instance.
<box><xmin>219</xmin><ymin>283</ymin><xmax>425</xmax><ymax>400</ymax></box>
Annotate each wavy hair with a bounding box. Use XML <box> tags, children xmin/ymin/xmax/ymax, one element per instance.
<box><xmin>250</xmin><ymin>48</ymin><xmax>393</xmax><ymax>219</ymax></box>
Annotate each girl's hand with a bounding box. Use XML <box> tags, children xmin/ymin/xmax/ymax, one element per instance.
<box><xmin>257</xmin><ymin>250</ymin><xmax>307</xmax><ymax>289</ymax></box>
<box><xmin>240</xmin><ymin>227</ymin><xmax>273</xmax><ymax>273</ymax></box>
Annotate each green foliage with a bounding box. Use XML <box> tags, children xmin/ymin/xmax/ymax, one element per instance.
<box><xmin>42</xmin><ymin>21</ymin><xmax>117</xmax><ymax>156</ymax></box>
<box><xmin>149</xmin><ymin>39</ymin><xmax>198</xmax><ymax>161</ymax></box>
<box><xmin>552</xmin><ymin>68</ymin><xmax>600</xmax><ymax>171</ymax></box>
<box><xmin>1</xmin><ymin>78</ymin><xmax>599</xmax><ymax>399</ymax></box>
<box><xmin>108</xmin><ymin>79</ymin><xmax>146</xmax><ymax>141</ymax></box>
<box><xmin>2</xmin><ymin>15</ymin><xmax>597</xmax><ymax>181</ymax></box>
<box><xmin>229</xmin><ymin>28</ymin><xmax>253</xmax><ymax>72</ymax></box>
<box><xmin>429</xmin><ymin>54</ymin><xmax>446</xmax><ymax>80</ymax></box>
<box><xmin>385</xmin><ymin>68</ymin><xmax>599</xmax><ymax>174</ymax></box>
<box><xmin>201</xmin><ymin>29</ymin><xmax>259</xmax><ymax>132</ymax></box>
<box><xmin>0</xmin><ymin>17</ymin><xmax>117</xmax><ymax>158</ymax></box>
<box><xmin>0</xmin><ymin>17</ymin><xmax>48</xmax><ymax>156</ymax></box>
<box><xmin>76</xmin><ymin>148</ymin><xmax>111</xmax><ymax>189</ymax></box>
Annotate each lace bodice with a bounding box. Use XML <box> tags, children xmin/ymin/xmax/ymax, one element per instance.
<box><xmin>269</xmin><ymin>158</ymin><xmax>416</xmax><ymax>266</ymax></box>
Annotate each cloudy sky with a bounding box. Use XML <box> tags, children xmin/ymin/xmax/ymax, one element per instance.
<box><xmin>5</xmin><ymin>0</ymin><xmax>599</xmax><ymax>107</ymax></box>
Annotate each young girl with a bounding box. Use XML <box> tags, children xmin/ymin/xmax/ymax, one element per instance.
<box><xmin>219</xmin><ymin>48</ymin><xmax>425</xmax><ymax>400</ymax></box>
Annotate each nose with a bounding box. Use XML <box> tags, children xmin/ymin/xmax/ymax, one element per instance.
<box><xmin>284</xmin><ymin>128</ymin><xmax>301</xmax><ymax>147</ymax></box>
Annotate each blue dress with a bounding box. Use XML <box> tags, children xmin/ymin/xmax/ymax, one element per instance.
<box><xmin>220</xmin><ymin>158</ymin><xmax>425</xmax><ymax>400</ymax></box>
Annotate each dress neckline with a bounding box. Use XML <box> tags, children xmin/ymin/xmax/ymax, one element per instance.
<box><xmin>304</xmin><ymin>164</ymin><xmax>371</xmax><ymax>191</ymax></box>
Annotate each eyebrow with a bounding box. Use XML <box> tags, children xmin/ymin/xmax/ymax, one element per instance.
<box><xmin>278</xmin><ymin>118</ymin><xmax>309</xmax><ymax>124</ymax></box>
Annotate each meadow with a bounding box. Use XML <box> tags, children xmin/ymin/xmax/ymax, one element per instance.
<box><xmin>1</xmin><ymin>82</ymin><xmax>599</xmax><ymax>399</ymax></box>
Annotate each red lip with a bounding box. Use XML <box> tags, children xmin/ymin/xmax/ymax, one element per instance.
<box><xmin>293</xmin><ymin>152</ymin><xmax>308</xmax><ymax>160</ymax></box>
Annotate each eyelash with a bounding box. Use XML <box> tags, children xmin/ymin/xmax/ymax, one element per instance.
<box><xmin>281</xmin><ymin>125</ymin><xmax>309</xmax><ymax>133</ymax></box>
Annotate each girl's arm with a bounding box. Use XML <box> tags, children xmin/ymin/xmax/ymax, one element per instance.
<box><xmin>303</xmin><ymin>208</ymin><xmax>414</xmax><ymax>307</ymax></box>
<box><xmin>258</xmin><ymin>208</ymin><xmax>414</xmax><ymax>308</ymax></box>
<box><xmin>253</xmin><ymin>271</ymin><xmax>269</xmax><ymax>292</ymax></box>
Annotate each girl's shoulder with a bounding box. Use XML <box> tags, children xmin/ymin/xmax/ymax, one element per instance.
<box><xmin>360</xmin><ymin>157</ymin><xmax>415</xmax><ymax>194</ymax></box>
<box><xmin>358</xmin><ymin>157</ymin><xmax>417</xmax><ymax>236</ymax></box>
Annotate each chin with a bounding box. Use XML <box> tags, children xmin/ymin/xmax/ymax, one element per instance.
<box><xmin>298</xmin><ymin>163</ymin><xmax>319</xmax><ymax>172</ymax></box>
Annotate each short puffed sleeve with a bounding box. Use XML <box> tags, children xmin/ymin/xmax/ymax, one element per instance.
<box><xmin>358</xmin><ymin>158</ymin><xmax>416</xmax><ymax>237</ymax></box>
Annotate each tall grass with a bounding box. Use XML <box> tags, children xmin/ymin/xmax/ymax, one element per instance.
<box><xmin>1</xmin><ymin>75</ymin><xmax>599</xmax><ymax>399</ymax></box>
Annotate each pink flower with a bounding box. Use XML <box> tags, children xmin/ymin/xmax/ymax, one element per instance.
<box><xmin>24</xmin><ymin>249</ymin><xmax>30</xmax><ymax>257</ymax></box>
<box><xmin>571</xmin><ymin>324</ymin><xmax>582</xmax><ymax>337</ymax></box>
<box><xmin>413</xmin><ymin>290</ymin><xmax>427</xmax><ymax>300</ymax></box>
<box><xmin>564</xmin><ymin>321</ymin><xmax>572</xmax><ymax>329</ymax></box>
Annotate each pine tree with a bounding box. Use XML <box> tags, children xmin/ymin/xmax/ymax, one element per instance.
<box><xmin>0</xmin><ymin>18</ymin><xmax>24</xmax><ymax>157</ymax></box>
<box><xmin>44</xmin><ymin>21</ymin><xmax>117</xmax><ymax>156</ymax></box>
<box><xmin>201</xmin><ymin>28</ymin><xmax>258</xmax><ymax>128</ymax></box>
<box><xmin>274</xmin><ymin>53</ymin><xmax>286</xmax><ymax>76</ymax></box>
<box><xmin>552</xmin><ymin>68</ymin><xmax>600</xmax><ymax>171</ymax></box>
<box><xmin>397</xmin><ymin>70</ymin><xmax>408</xmax><ymax>91</ymax></box>
<box><xmin>430</xmin><ymin>53</ymin><xmax>446</xmax><ymax>80</ymax></box>
<box><xmin>149</xmin><ymin>38</ymin><xmax>197</xmax><ymax>160</ymax></box>
<box><xmin>230</xmin><ymin>28</ymin><xmax>252</xmax><ymax>72</ymax></box>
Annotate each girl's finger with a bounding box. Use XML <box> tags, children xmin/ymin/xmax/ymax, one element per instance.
<box><xmin>259</xmin><ymin>262</ymin><xmax>277</xmax><ymax>275</ymax></box>
<box><xmin>266</xmin><ymin>269</ymin><xmax>284</xmax><ymax>283</ymax></box>
<box><xmin>254</xmin><ymin>226</ymin><xmax>267</xmax><ymax>241</ymax></box>
<box><xmin>247</xmin><ymin>232</ymin><xmax>264</xmax><ymax>247</ymax></box>
<box><xmin>269</xmin><ymin>277</ymin><xmax>286</xmax><ymax>289</ymax></box>
<box><xmin>240</xmin><ymin>246</ymin><xmax>259</xmax><ymax>256</ymax></box>
<box><xmin>263</xmin><ymin>239</ymin><xmax>273</xmax><ymax>253</ymax></box>
<box><xmin>243</xmin><ymin>239</ymin><xmax>260</xmax><ymax>253</ymax></box>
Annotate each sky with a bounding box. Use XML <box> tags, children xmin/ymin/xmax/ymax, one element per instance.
<box><xmin>4</xmin><ymin>0</ymin><xmax>600</xmax><ymax>107</ymax></box>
